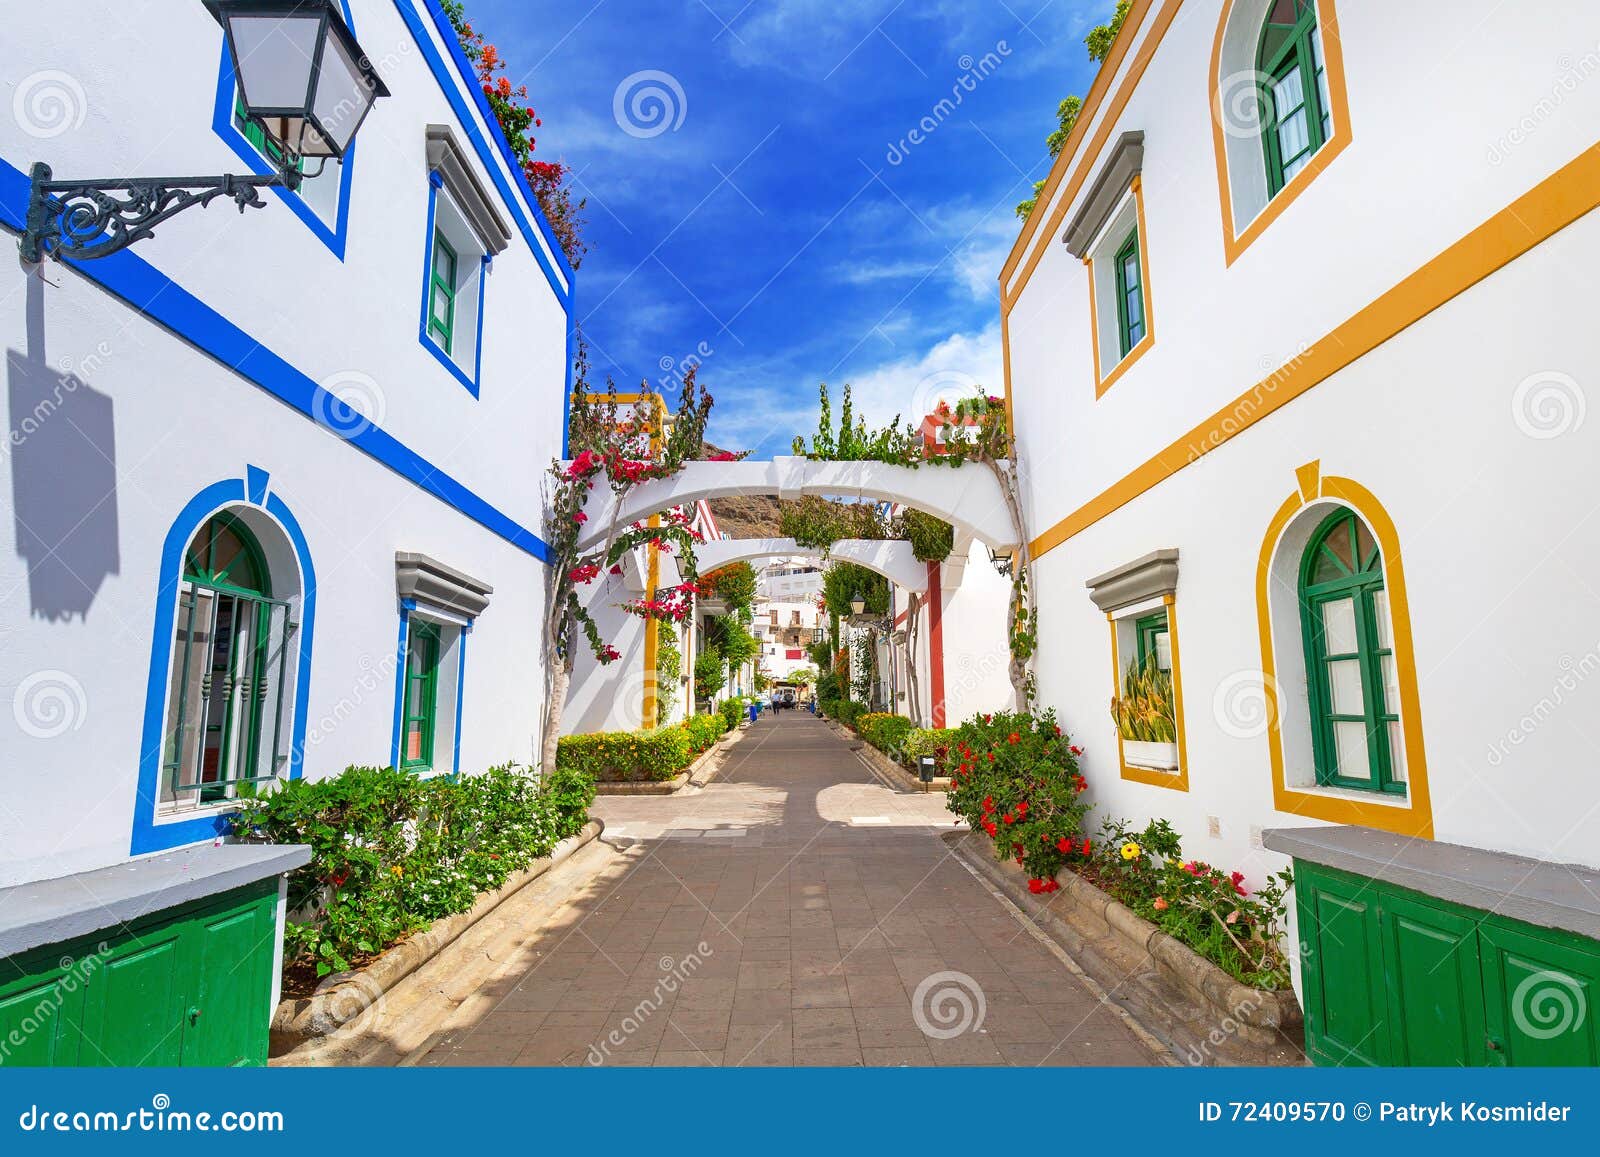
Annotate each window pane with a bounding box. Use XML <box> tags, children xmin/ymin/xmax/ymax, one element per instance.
<box><xmin>1388</xmin><ymin>720</ymin><xmax>1407</xmax><ymax>782</ymax></box>
<box><xmin>431</xmin><ymin>287</ymin><xmax>450</xmax><ymax>326</ymax></box>
<box><xmin>1380</xmin><ymin>652</ymin><xmax>1400</xmax><ymax>716</ymax></box>
<box><xmin>1354</xmin><ymin>517</ymin><xmax>1378</xmax><ymax>572</ymax></box>
<box><xmin>1334</xmin><ymin>720</ymin><xmax>1373</xmax><ymax>782</ymax></box>
<box><xmin>1328</xmin><ymin>658</ymin><xmax>1364</xmax><ymax>714</ymax></box>
<box><xmin>1153</xmin><ymin>630</ymin><xmax>1172</xmax><ymax>672</ymax></box>
<box><xmin>1372</xmin><ymin>588</ymin><xmax>1392</xmax><ymax>649</ymax></box>
<box><xmin>1321</xmin><ymin>597</ymin><xmax>1358</xmax><ymax>655</ymax></box>
<box><xmin>406</xmin><ymin>721</ymin><xmax>424</xmax><ymax>762</ymax></box>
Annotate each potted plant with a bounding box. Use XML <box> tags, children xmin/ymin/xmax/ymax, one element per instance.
<box><xmin>1111</xmin><ymin>654</ymin><xmax>1178</xmax><ymax>771</ymax></box>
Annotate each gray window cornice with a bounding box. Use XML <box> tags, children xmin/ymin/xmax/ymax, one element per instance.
<box><xmin>426</xmin><ymin>123</ymin><xmax>512</xmax><ymax>255</ymax></box>
<box><xmin>1085</xmin><ymin>547</ymin><xmax>1178</xmax><ymax>614</ymax></box>
<box><xmin>1061</xmin><ymin>130</ymin><xmax>1145</xmax><ymax>259</ymax></box>
<box><xmin>396</xmin><ymin>551</ymin><xmax>494</xmax><ymax>619</ymax></box>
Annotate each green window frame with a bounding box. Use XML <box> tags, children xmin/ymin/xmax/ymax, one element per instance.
<box><xmin>427</xmin><ymin>231</ymin><xmax>458</xmax><ymax>354</ymax></box>
<box><xmin>231</xmin><ymin>92</ymin><xmax>304</xmax><ymax>186</ymax></box>
<box><xmin>1113</xmin><ymin>227</ymin><xmax>1146</xmax><ymax>358</ymax></box>
<box><xmin>401</xmin><ymin>621</ymin><xmax>441</xmax><ymax>772</ymax></box>
<box><xmin>1257</xmin><ymin>0</ymin><xmax>1331</xmax><ymax>197</ymax></box>
<box><xmin>1298</xmin><ymin>507</ymin><xmax>1404</xmax><ymax>795</ymax></box>
<box><xmin>1135</xmin><ymin>610</ymin><xmax>1171</xmax><ymax>673</ymax></box>
<box><xmin>164</xmin><ymin>513</ymin><xmax>292</xmax><ymax>806</ymax></box>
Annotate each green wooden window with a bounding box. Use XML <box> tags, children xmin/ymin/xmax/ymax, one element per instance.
<box><xmin>401</xmin><ymin>621</ymin><xmax>441</xmax><ymax>772</ymax></box>
<box><xmin>232</xmin><ymin>92</ymin><xmax>303</xmax><ymax>186</ymax></box>
<box><xmin>163</xmin><ymin>514</ymin><xmax>292</xmax><ymax>807</ymax></box>
<box><xmin>1298</xmin><ymin>508</ymin><xmax>1404</xmax><ymax>794</ymax></box>
<box><xmin>1135</xmin><ymin>610</ymin><xmax>1171</xmax><ymax>673</ymax></box>
<box><xmin>1113</xmin><ymin>227</ymin><xmax>1145</xmax><ymax>358</ymax></box>
<box><xmin>427</xmin><ymin>231</ymin><xmax>458</xmax><ymax>353</ymax></box>
<box><xmin>1257</xmin><ymin>0</ymin><xmax>1331</xmax><ymax>196</ymax></box>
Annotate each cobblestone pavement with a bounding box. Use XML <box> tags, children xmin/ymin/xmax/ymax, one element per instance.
<box><xmin>417</xmin><ymin>713</ymin><xmax>1163</xmax><ymax>1067</ymax></box>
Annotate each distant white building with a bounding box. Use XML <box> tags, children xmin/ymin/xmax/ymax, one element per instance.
<box><xmin>753</xmin><ymin>559</ymin><xmax>824</xmax><ymax>684</ymax></box>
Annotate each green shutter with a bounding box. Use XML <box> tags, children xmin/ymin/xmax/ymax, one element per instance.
<box><xmin>428</xmin><ymin>232</ymin><xmax>458</xmax><ymax>354</ymax></box>
<box><xmin>1135</xmin><ymin>611</ymin><xmax>1170</xmax><ymax>672</ymax></box>
<box><xmin>401</xmin><ymin>621</ymin><xmax>441</xmax><ymax>772</ymax></box>
<box><xmin>1113</xmin><ymin>227</ymin><xmax>1145</xmax><ymax>358</ymax></box>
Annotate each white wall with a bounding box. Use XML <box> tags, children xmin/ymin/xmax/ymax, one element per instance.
<box><xmin>1006</xmin><ymin>0</ymin><xmax>1600</xmax><ymax>883</ymax></box>
<box><xmin>0</xmin><ymin>0</ymin><xmax>569</xmax><ymax>887</ymax></box>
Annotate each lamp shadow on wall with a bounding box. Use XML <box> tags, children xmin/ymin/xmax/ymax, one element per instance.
<box><xmin>7</xmin><ymin>271</ymin><xmax>119</xmax><ymax>621</ymax></box>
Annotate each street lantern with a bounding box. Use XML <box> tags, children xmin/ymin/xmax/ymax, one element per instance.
<box><xmin>850</xmin><ymin>591</ymin><xmax>866</xmax><ymax>616</ymax></box>
<box><xmin>209</xmin><ymin>0</ymin><xmax>387</xmax><ymax>162</ymax></box>
<box><xmin>20</xmin><ymin>0</ymin><xmax>389</xmax><ymax>263</ymax></box>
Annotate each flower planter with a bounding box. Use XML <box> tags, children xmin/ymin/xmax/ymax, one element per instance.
<box><xmin>1123</xmin><ymin>739</ymin><xmax>1179</xmax><ymax>771</ymax></box>
<box><xmin>945</xmin><ymin>829</ymin><xmax>1304</xmax><ymax>1066</ymax></box>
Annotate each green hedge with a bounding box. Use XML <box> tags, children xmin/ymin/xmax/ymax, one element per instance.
<box><xmin>719</xmin><ymin>696</ymin><xmax>747</xmax><ymax>730</ymax></box>
<box><xmin>684</xmin><ymin>712</ymin><xmax>725</xmax><ymax>753</ymax></box>
<box><xmin>557</xmin><ymin>727</ymin><xmax>694</xmax><ymax>783</ymax></box>
<box><xmin>830</xmin><ymin>700</ymin><xmax>867</xmax><ymax>729</ymax></box>
<box><xmin>857</xmin><ymin>712</ymin><xmax>913</xmax><ymax>755</ymax></box>
<box><xmin>233</xmin><ymin>763</ymin><xmax>592</xmax><ymax>977</ymax></box>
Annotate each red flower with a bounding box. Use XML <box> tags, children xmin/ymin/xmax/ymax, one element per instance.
<box><xmin>981</xmin><ymin>713</ymin><xmax>992</xmax><ymax>724</ymax></box>
<box><xmin>1053</xmin><ymin>725</ymin><xmax>1062</xmax><ymax>737</ymax></box>
<box><xmin>705</xmin><ymin>450</ymin><xmax>739</xmax><ymax>462</ymax></box>
<box><xmin>568</xmin><ymin>563</ymin><xmax>600</xmax><ymax>584</ymax></box>
<box><xmin>1016</xmin><ymin>801</ymin><xmax>1028</xmax><ymax>816</ymax></box>
<box><xmin>982</xmin><ymin>820</ymin><xmax>997</xmax><ymax>837</ymax></box>
<box><xmin>1080</xmin><ymin>839</ymin><xmax>1091</xmax><ymax>857</ymax></box>
<box><xmin>1056</xmin><ymin>836</ymin><xmax>1073</xmax><ymax>853</ymax></box>
<box><xmin>1153</xmin><ymin>896</ymin><xmax>1169</xmax><ymax>911</ymax></box>
<box><xmin>986</xmin><ymin>752</ymin><xmax>995</xmax><ymax>762</ymax></box>
<box><xmin>982</xmin><ymin>796</ymin><xmax>994</xmax><ymax>813</ymax></box>
<box><xmin>1028</xmin><ymin>878</ymin><xmax>1045</xmax><ymax>894</ymax></box>
<box><xmin>1069</xmin><ymin>745</ymin><xmax>1083</xmax><ymax>757</ymax></box>
<box><xmin>1007</xmin><ymin>732</ymin><xmax>1021</xmax><ymax>745</ymax></box>
<box><xmin>1230</xmin><ymin>871</ymin><xmax>1249</xmax><ymax>897</ymax></box>
<box><xmin>1072</xmin><ymin>775</ymin><xmax>1087</xmax><ymax>793</ymax></box>
<box><xmin>572</xmin><ymin>511</ymin><xmax>588</xmax><ymax>524</ymax></box>
<box><xmin>1002</xmin><ymin>813</ymin><xmax>1015</xmax><ymax>825</ymax></box>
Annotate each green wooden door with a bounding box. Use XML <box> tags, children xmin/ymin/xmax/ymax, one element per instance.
<box><xmin>1480</xmin><ymin>921</ymin><xmax>1600</xmax><ymax>1066</ymax></box>
<box><xmin>1297</xmin><ymin>861</ymin><xmax>1600</xmax><ymax>1067</ymax></box>
<box><xmin>182</xmin><ymin>883</ymin><xmax>278</xmax><ymax>1066</ymax></box>
<box><xmin>1379</xmin><ymin>891</ymin><xmax>1486</xmax><ymax>1066</ymax></box>
<box><xmin>79</xmin><ymin>928</ymin><xmax>188</xmax><ymax>1066</ymax></box>
<box><xmin>1297</xmin><ymin>867</ymin><xmax>1390</xmax><ymax>1066</ymax></box>
<box><xmin>0</xmin><ymin>880</ymin><xmax>280</xmax><ymax>1068</ymax></box>
<box><xmin>0</xmin><ymin>966</ymin><xmax>87</xmax><ymax>1066</ymax></box>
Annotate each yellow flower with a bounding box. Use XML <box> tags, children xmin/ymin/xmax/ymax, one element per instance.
<box><xmin>1120</xmin><ymin>841</ymin><xmax>1142</xmax><ymax>862</ymax></box>
<box><xmin>391</xmin><ymin>865</ymin><xmax>404</xmax><ymax>877</ymax></box>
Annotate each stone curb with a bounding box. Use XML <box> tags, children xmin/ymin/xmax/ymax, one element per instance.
<box><xmin>590</xmin><ymin>731</ymin><xmax>739</xmax><ymax>795</ymax></box>
<box><xmin>943</xmin><ymin>829</ymin><xmax>1304</xmax><ymax>1065</ymax></box>
<box><xmin>269</xmin><ymin>818</ymin><xmax>605</xmax><ymax>1049</ymax></box>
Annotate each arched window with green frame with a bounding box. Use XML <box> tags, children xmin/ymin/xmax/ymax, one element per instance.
<box><xmin>162</xmin><ymin>512</ymin><xmax>294</xmax><ymax>808</ymax></box>
<box><xmin>1298</xmin><ymin>507</ymin><xmax>1405</xmax><ymax>794</ymax></box>
<box><xmin>1258</xmin><ymin>0</ymin><xmax>1333</xmax><ymax>196</ymax></box>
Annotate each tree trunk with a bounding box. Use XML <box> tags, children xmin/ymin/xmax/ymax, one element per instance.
<box><xmin>539</xmin><ymin>658</ymin><xmax>569</xmax><ymax>777</ymax></box>
<box><xmin>986</xmin><ymin>455</ymin><xmax>1035</xmax><ymax>713</ymax></box>
<box><xmin>900</xmin><ymin>592</ymin><xmax>923</xmax><ymax>726</ymax></box>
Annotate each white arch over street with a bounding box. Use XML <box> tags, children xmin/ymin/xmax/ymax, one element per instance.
<box><xmin>695</xmin><ymin>537</ymin><xmax>929</xmax><ymax>593</ymax></box>
<box><xmin>574</xmin><ymin>455</ymin><xmax>1018</xmax><ymax>554</ymax></box>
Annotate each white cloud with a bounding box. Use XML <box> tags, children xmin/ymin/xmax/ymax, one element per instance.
<box><xmin>836</xmin><ymin>323</ymin><xmax>1003</xmax><ymax>432</ymax></box>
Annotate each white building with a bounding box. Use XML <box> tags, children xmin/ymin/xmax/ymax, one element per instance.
<box><xmin>1004</xmin><ymin>0</ymin><xmax>1600</xmax><ymax>1065</ymax></box>
<box><xmin>753</xmin><ymin>558</ymin><xmax>823</xmax><ymax>684</ymax></box>
<box><xmin>0</xmin><ymin>0</ymin><xmax>571</xmax><ymax>1064</ymax></box>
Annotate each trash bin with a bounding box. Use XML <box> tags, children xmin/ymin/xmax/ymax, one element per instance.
<box><xmin>748</xmin><ymin>702</ymin><xmax>759</xmax><ymax>724</ymax></box>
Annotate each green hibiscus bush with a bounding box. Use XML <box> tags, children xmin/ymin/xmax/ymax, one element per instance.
<box><xmin>856</xmin><ymin>712</ymin><xmax>913</xmax><ymax>755</ymax></box>
<box><xmin>556</xmin><ymin>726</ymin><xmax>693</xmax><ymax>782</ymax></box>
<box><xmin>943</xmin><ymin>709</ymin><xmax>1092</xmax><ymax>890</ymax></box>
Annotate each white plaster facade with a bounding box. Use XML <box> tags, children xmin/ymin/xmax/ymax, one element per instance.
<box><xmin>1004</xmin><ymin>0</ymin><xmax>1600</xmax><ymax>900</ymax></box>
<box><xmin>0</xmin><ymin>0</ymin><xmax>572</xmax><ymax>888</ymax></box>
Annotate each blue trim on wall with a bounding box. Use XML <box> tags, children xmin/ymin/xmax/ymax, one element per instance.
<box><xmin>395</xmin><ymin>0</ymin><xmax>572</xmax><ymax>307</ymax></box>
<box><xmin>131</xmin><ymin>477</ymin><xmax>317</xmax><ymax>857</ymax></box>
<box><xmin>0</xmin><ymin>159</ymin><xmax>553</xmax><ymax>564</ymax></box>
<box><xmin>208</xmin><ymin>0</ymin><xmax>357</xmax><ymax>260</ymax></box>
<box><xmin>390</xmin><ymin>600</ymin><xmax>415</xmax><ymax>769</ymax></box>
<box><xmin>473</xmin><ymin>254</ymin><xmax>490</xmax><ymax>389</ymax></box>
<box><xmin>416</xmin><ymin>176</ymin><xmax>481</xmax><ymax>398</ymax></box>
<box><xmin>563</xmin><ymin>309</ymin><xmax>576</xmax><ymax>459</ymax></box>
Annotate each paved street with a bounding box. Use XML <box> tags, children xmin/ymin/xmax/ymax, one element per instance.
<box><xmin>417</xmin><ymin>713</ymin><xmax>1162</xmax><ymax>1066</ymax></box>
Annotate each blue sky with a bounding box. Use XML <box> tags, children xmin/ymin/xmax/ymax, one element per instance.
<box><xmin>470</xmin><ymin>0</ymin><xmax>1111</xmax><ymax>456</ymax></box>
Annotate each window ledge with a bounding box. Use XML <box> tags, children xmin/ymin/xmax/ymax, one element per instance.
<box><xmin>1264</xmin><ymin>824</ymin><xmax>1600</xmax><ymax>942</ymax></box>
<box><xmin>1062</xmin><ymin>130</ymin><xmax>1144</xmax><ymax>259</ymax></box>
<box><xmin>426</xmin><ymin>124</ymin><xmax>512</xmax><ymax>255</ymax></box>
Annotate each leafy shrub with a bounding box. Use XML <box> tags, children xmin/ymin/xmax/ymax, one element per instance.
<box><xmin>901</xmin><ymin>728</ymin><xmax>949</xmax><ymax>765</ymax></box>
<box><xmin>557</xmin><ymin>727</ymin><xmax>693</xmax><ymax>782</ymax></box>
<box><xmin>694</xmin><ymin>645</ymin><xmax>726</xmax><ymax>700</ymax></box>
<box><xmin>1074</xmin><ymin>817</ymin><xmax>1293</xmax><ymax>990</ymax></box>
<box><xmin>683</xmin><ymin>712</ymin><xmax>725</xmax><ymax>753</ymax></box>
<box><xmin>944</xmin><ymin>709</ymin><xmax>1091</xmax><ymax>887</ymax></box>
<box><xmin>718</xmin><ymin>696</ymin><xmax>747</xmax><ymax>730</ymax></box>
<box><xmin>815</xmin><ymin>671</ymin><xmax>843</xmax><ymax>702</ymax></box>
<box><xmin>233</xmin><ymin>763</ymin><xmax>588</xmax><ymax>977</ymax></box>
<box><xmin>831</xmin><ymin>699</ymin><xmax>868</xmax><ymax>729</ymax></box>
<box><xmin>857</xmin><ymin>712</ymin><xmax>913</xmax><ymax>756</ymax></box>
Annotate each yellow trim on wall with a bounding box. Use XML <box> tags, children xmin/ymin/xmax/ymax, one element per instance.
<box><xmin>1090</xmin><ymin>177</ymin><xmax>1158</xmax><ymax>399</ymax></box>
<box><xmin>1001</xmin><ymin>0</ymin><xmax>1160</xmax><ymax>299</ymax></box>
<box><xmin>1002</xmin><ymin>0</ymin><xmax>1185</xmax><ymax>318</ymax></box>
<box><xmin>1254</xmin><ymin>468</ymin><xmax>1433</xmax><ymax>838</ymax></box>
<box><xmin>1028</xmin><ymin>139</ymin><xmax>1600</xmax><ymax>560</ymax></box>
<box><xmin>1108</xmin><ymin>599</ymin><xmax>1190</xmax><ymax>792</ymax></box>
<box><xmin>1209</xmin><ymin>0</ymin><xmax>1353</xmax><ymax>267</ymax></box>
